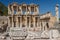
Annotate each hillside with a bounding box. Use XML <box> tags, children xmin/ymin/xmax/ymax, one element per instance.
<box><xmin>0</xmin><ymin>2</ymin><xmax>8</xmax><ymax>16</ymax></box>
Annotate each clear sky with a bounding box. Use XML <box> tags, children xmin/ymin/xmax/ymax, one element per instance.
<box><xmin>0</xmin><ymin>0</ymin><xmax>60</xmax><ymax>17</ymax></box>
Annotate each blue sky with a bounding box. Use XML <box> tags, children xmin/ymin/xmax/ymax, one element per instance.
<box><xmin>0</xmin><ymin>0</ymin><xmax>60</xmax><ymax>17</ymax></box>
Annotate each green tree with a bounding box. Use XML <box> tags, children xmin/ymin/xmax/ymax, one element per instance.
<box><xmin>0</xmin><ymin>2</ymin><xmax>8</xmax><ymax>16</ymax></box>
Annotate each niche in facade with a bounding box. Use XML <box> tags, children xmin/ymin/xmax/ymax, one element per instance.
<box><xmin>13</xmin><ymin>6</ymin><xmax>17</xmax><ymax>14</ymax></box>
<box><xmin>46</xmin><ymin>23</ymin><xmax>49</xmax><ymax>28</ymax></box>
<box><xmin>27</xmin><ymin>17</ymin><xmax>29</xmax><ymax>27</ymax></box>
<box><xmin>31</xmin><ymin>6</ymin><xmax>34</xmax><ymax>14</ymax></box>
<box><xmin>22</xmin><ymin>6</ymin><xmax>26</xmax><ymax>14</ymax></box>
<box><xmin>9</xmin><ymin>17</ymin><xmax>12</xmax><ymax>27</ymax></box>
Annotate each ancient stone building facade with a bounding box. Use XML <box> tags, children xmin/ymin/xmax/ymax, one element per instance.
<box><xmin>8</xmin><ymin>3</ymin><xmax>58</xmax><ymax>31</ymax></box>
<box><xmin>0</xmin><ymin>2</ymin><xmax>59</xmax><ymax>40</ymax></box>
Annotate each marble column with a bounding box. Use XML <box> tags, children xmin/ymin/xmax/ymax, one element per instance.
<box><xmin>33</xmin><ymin>17</ymin><xmax>35</xmax><ymax>27</ymax></box>
<box><xmin>8</xmin><ymin>16</ymin><xmax>10</xmax><ymax>27</ymax></box>
<box><xmin>42</xmin><ymin>22</ymin><xmax>44</xmax><ymax>31</ymax></box>
<box><xmin>28</xmin><ymin>6</ymin><xmax>31</xmax><ymax>14</ymax></box>
<box><xmin>24</xmin><ymin>16</ymin><xmax>27</xmax><ymax>27</ymax></box>
<box><xmin>19</xmin><ymin>6</ymin><xmax>22</xmax><ymax>14</ymax></box>
<box><xmin>29</xmin><ymin>17</ymin><xmax>31</xmax><ymax>28</ymax></box>
<box><xmin>11</xmin><ymin>6</ymin><xmax>14</xmax><ymax>15</ymax></box>
<box><xmin>43</xmin><ymin>21</ymin><xmax>47</xmax><ymax>31</ymax></box>
<box><xmin>19</xmin><ymin>17</ymin><xmax>21</xmax><ymax>27</ymax></box>
<box><xmin>37</xmin><ymin>17</ymin><xmax>38</xmax><ymax>27</ymax></box>
<box><xmin>20</xmin><ymin>17</ymin><xmax>22</xmax><ymax>28</ymax></box>
<box><xmin>21</xmin><ymin>17</ymin><xmax>22</xmax><ymax>28</ymax></box>
<box><xmin>36</xmin><ymin>7</ymin><xmax>39</xmax><ymax>14</ymax></box>
<box><xmin>25</xmin><ymin>16</ymin><xmax>27</xmax><ymax>28</ymax></box>
<box><xmin>40</xmin><ymin>21</ymin><xmax>42</xmax><ymax>30</ymax></box>
<box><xmin>33</xmin><ymin>6</ymin><xmax>35</xmax><ymax>14</ymax></box>
<box><xmin>21</xmin><ymin>6</ymin><xmax>23</xmax><ymax>14</ymax></box>
<box><xmin>18</xmin><ymin>17</ymin><xmax>20</xmax><ymax>27</ymax></box>
<box><xmin>25</xmin><ymin>6</ymin><xmax>27</xmax><ymax>14</ymax></box>
<box><xmin>16</xmin><ymin>16</ymin><xmax>18</xmax><ymax>27</ymax></box>
<box><xmin>17</xmin><ymin>6</ymin><xmax>18</xmax><ymax>14</ymax></box>
<box><xmin>8</xmin><ymin>6</ymin><xmax>11</xmax><ymax>14</ymax></box>
<box><xmin>37</xmin><ymin>17</ymin><xmax>40</xmax><ymax>27</ymax></box>
<box><xmin>43</xmin><ymin>22</ymin><xmax>45</xmax><ymax>30</ymax></box>
<box><xmin>40</xmin><ymin>22</ymin><xmax>41</xmax><ymax>31</ymax></box>
<box><xmin>12</xmin><ymin>17</ymin><xmax>14</xmax><ymax>27</ymax></box>
<box><xmin>45</xmin><ymin>22</ymin><xmax>47</xmax><ymax>30</ymax></box>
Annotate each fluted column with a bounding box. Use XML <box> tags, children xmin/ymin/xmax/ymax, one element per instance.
<box><xmin>21</xmin><ymin>16</ymin><xmax>22</xmax><ymax>28</ymax></box>
<box><xmin>8</xmin><ymin>5</ymin><xmax>11</xmax><ymax>14</ymax></box>
<box><xmin>20</xmin><ymin>17</ymin><xmax>22</xmax><ymax>28</ymax></box>
<box><xmin>42</xmin><ymin>22</ymin><xmax>44</xmax><ymax>31</ymax></box>
<box><xmin>34</xmin><ymin>6</ymin><xmax>35</xmax><ymax>15</ymax></box>
<box><xmin>33</xmin><ymin>17</ymin><xmax>35</xmax><ymax>27</ymax></box>
<box><xmin>16</xmin><ymin>6</ymin><xmax>18</xmax><ymax>14</ymax></box>
<box><xmin>25</xmin><ymin>16</ymin><xmax>27</xmax><ymax>28</ymax></box>
<box><xmin>20</xmin><ymin>17</ymin><xmax>21</xmax><ymax>27</ymax></box>
<box><xmin>38</xmin><ymin>17</ymin><xmax>40</xmax><ymax>27</ymax></box>
<box><xmin>40</xmin><ymin>21</ymin><xmax>42</xmax><ymax>31</ymax></box>
<box><xmin>36</xmin><ymin>7</ymin><xmax>39</xmax><ymax>14</ymax></box>
<box><xmin>27</xmin><ymin>6</ymin><xmax>31</xmax><ymax>14</ymax></box>
<box><xmin>8</xmin><ymin>17</ymin><xmax>10</xmax><ymax>27</ymax></box>
<box><xmin>29</xmin><ymin>17</ymin><xmax>31</xmax><ymax>28</ymax></box>
<box><xmin>11</xmin><ymin>6</ymin><xmax>14</xmax><ymax>15</ymax></box>
<box><xmin>18</xmin><ymin>17</ymin><xmax>20</xmax><ymax>27</ymax></box>
<box><xmin>12</xmin><ymin>17</ymin><xmax>14</xmax><ymax>27</ymax></box>
<box><xmin>42</xmin><ymin>22</ymin><xmax>46</xmax><ymax>31</ymax></box>
<box><xmin>19</xmin><ymin>6</ymin><xmax>22</xmax><ymax>14</ymax></box>
<box><xmin>25</xmin><ymin>6</ymin><xmax>27</xmax><ymax>14</ymax></box>
<box><xmin>45</xmin><ymin>22</ymin><xmax>47</xmax><ymax>30</ymax></box>
<box><xmin>40</xmin><ymin>22</ymin><xmax>41</xmax><ymax>31</ymax></box>
<box><xmin>37</xmin><ymin>17</ymin><xmax>38</xmax><ymax>27</ymax></box>
<box><xmin>16</xmin><ymin>16</ymin><xmax>18</xmax><ymax>27</ymax></box>
<box><xmin>21</xmin><ymin>6</ymin><xmax>23</xmax><ymax>14</ymax></box>
<box><xmin>24</xmin><ymin>16</ymin><xmax>27</xmax><ymax>27</ymax></box>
